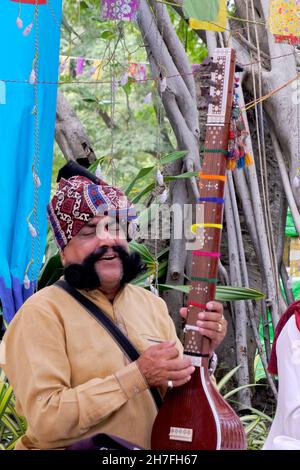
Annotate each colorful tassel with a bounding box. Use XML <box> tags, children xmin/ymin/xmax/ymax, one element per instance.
<box><xmin>16</xmin><ymin>17</ymin><xmax>23</xmax><ymax>29</ymax></box>
<box><xmin>29</xmin><ymin>69</ymin><xmax>36</xmax><ymax>84</ymax></box>
<box><xmin>23</xmin><ymin>22</ymin><xmax>33</xmax><ymax>37</ymax></box>
<box><xmin>28</xmin><ymin>222</ymin><xmax>37</xmax><ymax>237</ymax></box>
<box><xmin>23</xmin><ymin>274</ymin><xmax>31</xmax><ymax>290</ymax></box>
<box><xmin>245</xmin><ymin>152</ymin><xmax>254</xmax><ymax>167</ymax></box>
<box><xmin>227</xmin><ymin>75</ymin><xmax>252</xmax><ymax>171</ymax></box>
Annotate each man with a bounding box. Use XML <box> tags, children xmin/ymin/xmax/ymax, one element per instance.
<box><xmin>263</xmin><ymin>301</ymin><xmax>300</xmax><ymax>450</ymax></box>
<box><xmin>0</xmin><ymin>171</ymin><xmax>227</xmax><ymax>450</ymax></box>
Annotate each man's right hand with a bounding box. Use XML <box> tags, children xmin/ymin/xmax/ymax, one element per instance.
<box><xmin>136</xmin><ymin>341</ymin><xmax>195</xmax><ymax>388</ymax></box>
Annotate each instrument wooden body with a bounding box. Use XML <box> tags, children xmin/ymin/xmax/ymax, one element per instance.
<box><xmin>151</xmin><ymin>48</ymin><xmax>246</xmax><ymax>450</ymax></box>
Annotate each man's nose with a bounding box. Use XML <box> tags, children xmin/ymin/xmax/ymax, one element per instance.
<box><xmin>96</xmin><ymin>224</ymin><xmax>116</xmax><ymax>244</ymax></box>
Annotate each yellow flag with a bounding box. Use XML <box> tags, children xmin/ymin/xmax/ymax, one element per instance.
<box><xmin>189</xmin><ymin>0</ymin><xmax>227</xmax><ymax>32</ymax></box>
<box><xmin>269</xmin><ymin>0</ymin><xmax>300</xmax><ymax>43</ymax></box>
<box><xmin>91</xmin><ymin>60</ymin><xmax>103</xmax><ymax>80</ymax></box>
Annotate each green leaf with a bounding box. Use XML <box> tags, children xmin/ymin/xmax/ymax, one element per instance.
<box><xmin>125</xmin><ymin>166</ymin><xmax>155</xmax><ymax>196</ymax></box>
<box><xmin>244</xmin><ymin>416</ymin><xmax>261</xmax><ymax>436</ymax></box>
<box><xmin>215</xmin><ymin>286</ymin><xmax>265</xmax><ymax>301</ymax></box>
<box><xmin>154</xmin><ymin>284</ymin><xmax>265</xmax><ymax>301</ymax></box>
<box><xmin>158</xmin><ymin>284</ymin><xmax>190</xmax><ymax>293</ymax></box>
<box><xmin>164</xmin><ymin>171</ymin><xmax>198</xmax><ymax>181</ymax></box>
<box><xmin>160</xmin><ymin>150</ymin><xmax>188</xmax><ymax>165</ymax></box>
<box><xmin>88</xmin><ymin>157</ymin><xmax>108</xmax><ymax>175</ymax></box>
<box><xmin>131</xmin><ymin>260</ymin><xmax>168</xmax><ymax>287</ymax></box>
<box><xmin>228</xmin><ymin>402</ymin><xmax>273</xmax><ymax>423</ymax></box>
<box><xmin>38</xmin><ymin>253</ymin><xmax>62</xmax><ymax>290</ymax></box>
<box><xmin>223</xmin><ymin>383</ymin><xmax>266</xmax><ymax>400</ymax></box>
<box><xmin>129</xmin><ymin>241</ymin><xmax>155</xmax><ymax>264</ymax></box>
<box><xmin>0</xmin><ymin>386</ymin><xmax>13</xmax><ymax>419</ymax></box>
<box><xmin>217</xmin><ymin>364</ymin><xmax>241</xmax><ymax>392</ymax></box>
<box><xmin>131</xmin><ymin>183</ymin><xmax>155</xmax><ymax>204</ymax></box>
<box><xmin>82</xmin><ymin>98</ymin><xmax>98</xmax><ymax>104</ymax></box>
<box><xmin>100</xmin><ymin>30</ymin><xmax>116</xmax><ymax>40</ymax></box>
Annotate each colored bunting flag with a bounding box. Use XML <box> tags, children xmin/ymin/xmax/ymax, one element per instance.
<box><xmin>0</xmin><ymin>1</ymin><xmax>62</xmax><ymax>324</ymax></box>
<box><xmin>269</xmin><ymin>0</ymin><xmax>300</xmax><ymax>45</ymax></box>
<box><xmin>101</xmin><ymin>0</ymin><xmax>139</xmax><ymax>22</ymax></box>
<box><xmin>128</xmin><ymin>62</ymin><xmax>147</xmax><ymax>81</ymax></box>
<box><xmin>76</xmin><ymin>57</ymin><xmax>85</xmax><ymax>76</ymax></box>
<box><xmin>183</xmin><ymin>0</ymin><xmax>220</xmax><ymax>22</ymax></box>
<box><xmin>189</xmin><ymin>0</ymin><xmax>227</xmax><ymax>32</ymax></box>
<box><xmin>91</xmin><ymin>60</ymin><xmax>103</xmax><ymax>80</ymax></box>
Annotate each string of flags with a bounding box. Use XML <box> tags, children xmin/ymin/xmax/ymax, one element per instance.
<box><xmin>59</xmin><ymin>54</ymin><xmax>148</xmax><ymax>82</ymax></box>
<box><xmin>98</xmin><ymin>0</ymin><xmax>300</xmax><ymax>45</ymax></box>
<box><xmin>184</xmin><ymin>0</ymin><xmax>300</xmax><ymax>44</ymax></box>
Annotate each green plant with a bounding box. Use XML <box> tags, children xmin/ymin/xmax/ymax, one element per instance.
<box><xmin>0</xmin><ymin>370</ymin><xmax>26</xmax><ymax>450</ymax></box>
<box><xmin>216</xmin><ymin>365</ymin><xmax>272</xmax><ymax>450</ymax></box>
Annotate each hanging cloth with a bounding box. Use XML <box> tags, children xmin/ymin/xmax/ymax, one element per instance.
<box><xmin>0</xmin><ymin>1</ymin><xmax>62</xmax><ymax>324</ymax></box>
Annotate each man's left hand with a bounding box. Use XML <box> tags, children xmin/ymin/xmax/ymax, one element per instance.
<box><xmin>180</xmin><ymin>301</ymin><xmax>227</xmax><ymax>353</ymax></box>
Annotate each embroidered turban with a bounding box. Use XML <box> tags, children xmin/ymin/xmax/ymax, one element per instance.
<box><xmin>47</xmin><ymin>175</ymin><xmax>137</xmax><ymax>251</ymax></box>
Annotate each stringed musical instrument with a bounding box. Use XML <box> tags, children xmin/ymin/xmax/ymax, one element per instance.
<box><xmin>151</xmin><ymin>48</ymin><xmax>246</xmax><ymax>450</ymax></box>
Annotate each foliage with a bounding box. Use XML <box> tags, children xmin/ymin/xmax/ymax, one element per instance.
<box><xmin>0</xmin><ymin>370</ymin><xmax>26</xmax><ymax>450</ymax></box>
<box><xmin>56</xmin><ymin>0</ymin><xmax>207</xmax><ymax>190</ymax></box>
<box><xmin>216</xmin><ymin>366</ymin><xmax>272</xmax><ymax>450</ymax></box>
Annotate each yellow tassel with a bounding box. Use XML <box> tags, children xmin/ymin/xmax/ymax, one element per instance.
<box><xmin>227</xmin><ymin>159</ymin><xmax>236</xmax><ymax>171</ymax></box>
<box><xmin>245</xmin><ymin>152</ymin><xmax>254</xmax><ymax>167</ymax></box>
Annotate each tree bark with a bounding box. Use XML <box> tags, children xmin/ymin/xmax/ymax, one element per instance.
<box><xmin>55</xmin><ymin>91</ymin><xmax>96</xmax><ymax>164</ymax></box>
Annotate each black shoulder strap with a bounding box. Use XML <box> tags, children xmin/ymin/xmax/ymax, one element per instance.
<box><xmin>55</xmin><ymin>279</ymin><xmax>162</xmax><ymax>409</ymax></box>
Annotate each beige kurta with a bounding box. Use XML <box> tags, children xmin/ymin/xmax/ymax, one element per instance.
<box><xmin>0</xmin><ymin>282</ymin><xmax>182</xmax><ymax>450</ymax></box>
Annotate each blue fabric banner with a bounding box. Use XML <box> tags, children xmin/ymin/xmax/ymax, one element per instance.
<box><xmin>0</xmin><ymin>1</ymin><xmax>62</xmax><ymax>324</ymax></box>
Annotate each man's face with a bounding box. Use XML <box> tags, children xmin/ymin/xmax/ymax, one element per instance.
<box><xmin>61</xmin><ymin>215</ymin><xmax>129</xmax><ymax>291</ymax></box>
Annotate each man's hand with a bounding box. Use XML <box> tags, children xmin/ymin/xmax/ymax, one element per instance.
<box><xmin>137</xmin><ymin>341</ymin><xmax>195</xmax><ymax>388</ymax></box>
<box><xmin>180</xmin><ymin>301</ymin><xmax>227</xmax><ymax>354</ymax></box>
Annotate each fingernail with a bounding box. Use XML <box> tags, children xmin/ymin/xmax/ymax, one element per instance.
<box><xmin>199</xmin><ymin>313</ymin><xmax>205</xmax><ymax>319</ymax></box>
<box><xmin>206</xmin><ymin>302</ymin><xmax>213</xmax><ymax>309</ymax></box>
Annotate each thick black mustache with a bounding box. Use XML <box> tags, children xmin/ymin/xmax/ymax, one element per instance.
<box><xmin>64</xmin><ymin>245</ymin><xmax>144</xmax><ymax>290</ymax></box>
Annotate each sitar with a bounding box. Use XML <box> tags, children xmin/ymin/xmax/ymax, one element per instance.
<box><xmin>151</xmin><ymin>48</ymin><xmax>246</xmax><ymax>450</ymax></box>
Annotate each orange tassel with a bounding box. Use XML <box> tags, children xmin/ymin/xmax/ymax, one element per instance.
<box><xmin>227</xmin><ymin>159</ymin><xmax>236</xmax><ymax>170</ymax></box>
<box><xmin>245</xmin><ymin>152</ymin><xmax>254</xmax><ymax>167</ymax></box>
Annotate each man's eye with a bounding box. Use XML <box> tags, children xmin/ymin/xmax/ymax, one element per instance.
<box><xmin>82</xmin><ymin>230</ymin><xmax>95</xmax><ymax>236</ymax></box>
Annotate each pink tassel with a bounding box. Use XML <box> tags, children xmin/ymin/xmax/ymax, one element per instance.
<box><xmin>29</xmin><ymin>69</ymin><xmax>36</xmax><ymax>84</ymax></box>
<box><xmin>23</xmin><ymin>274</ymin><xmax>31</xmax><ymax>290</ymax></box>
<box><xmin>23</xmin><ymin>22</ymin><xmax>33</xmax><ymax>37</ymax></box>
<box><xmin>33</xmin><ymin>170</ymin><xmax>41</xmax><ymax>188</ymax></box>
<box><xmin>28</xmin><ymin>222</ymin><xmax>37</xmax><ymax>238</ymax></box>
<box><xmin>16</xmin><ymin>17</ymin><xmax>23</xmax><ymax>29</ymax></box>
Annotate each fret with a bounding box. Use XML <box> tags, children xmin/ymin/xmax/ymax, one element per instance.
<box><xmin>184</xmin><ymin>48</ymin><xmax>236</xmax><ymax>357</ymax></box>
